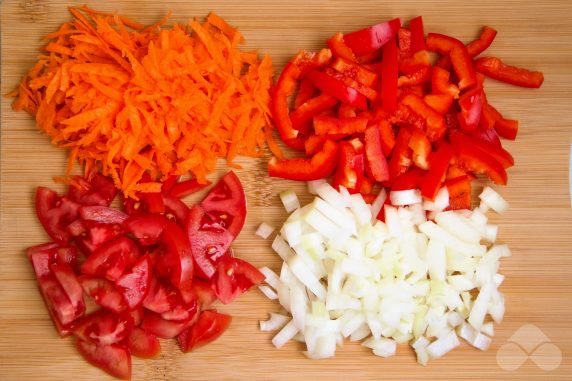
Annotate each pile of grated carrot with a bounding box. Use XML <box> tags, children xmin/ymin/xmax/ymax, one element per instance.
<box><xmin>9</xmin><ymin>6</ymin><xmax>279</xmax><ymax>198</ymax></box>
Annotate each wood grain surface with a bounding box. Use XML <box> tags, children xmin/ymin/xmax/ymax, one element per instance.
<box><xmin>1</xmin><ymin>0</ymin><xmax>571</xmax><ymax>380</ymax></box>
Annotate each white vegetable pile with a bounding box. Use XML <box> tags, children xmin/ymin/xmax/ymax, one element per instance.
<box><xmin>256</xmin><ymin>180</ymin><xmax>510</xmax><ymax>364</ymax></box>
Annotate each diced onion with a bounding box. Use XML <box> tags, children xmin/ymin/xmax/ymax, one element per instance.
<box><xmin>256</xmin><ymin>222</ymin><xmax>275</xmax><ymax>239</ymax></box>
<box><xmin>280</xmin><ymin>190</ymin><xmax>300</xmax><ymax>213</ymax></box>
<box><xmin>479</xmin><ymin>187</ymin><xmax>509</xmax><ymax>214</ymax></box>
<box><xmin>259</xmin><ymin>267</ymin><xmax>281</xmax><ymax>290</ymax></box>
<box><xmin>390</xmin><ymin>189</ymin><xmax>422</xmax><ymax>206</ymax></box>
<box><xmin>260</xmin><ymin>313</ymin><xmax>290</xmax><ymax>332</ymax></box>
<box><xmin>272</xmin><ymin>319</ymin><xmax>298</xmax><ymax>348</ymax></box>
<box><xmin>423</xmin><ymin>187</ymin><xmax>449</xmax><ymax>212</ymax></box>
<box><xmin>307</xmin><ymin>179</ymin><xmax>327</xmax><ymax>195</ymax></box>
<box><xmin>259</xmin><ymin>285</ymin><xmax>278</xmax><ymax>300</ymax></box>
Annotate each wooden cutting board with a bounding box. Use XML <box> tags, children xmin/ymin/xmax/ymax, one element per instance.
<box><xmin>1</xmin><ymin>0</ymin><xmax>571</xmax><ymax>380</ymax></box>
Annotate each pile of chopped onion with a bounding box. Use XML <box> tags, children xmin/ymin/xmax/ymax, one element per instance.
<box><xmin>257</xmin><ymin>182</ymin><xmax>510</xmax><ymax>363</ymax></box>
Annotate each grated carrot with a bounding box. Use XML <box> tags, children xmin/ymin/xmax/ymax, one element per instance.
<box><xmin>10</xmin><ymin>6</ymin><xmax>275</xmax><ymax>199</ymax></box>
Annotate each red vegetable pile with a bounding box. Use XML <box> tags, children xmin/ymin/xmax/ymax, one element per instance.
<box><xmin>268</xmin><ymin>17</ymin><xmax>544</xmax><ymax>209</ymax></box>
<box><xmin>28</xmin><ymin>171</ymin><xmax>264</xmax><ymax>379</ymax></box>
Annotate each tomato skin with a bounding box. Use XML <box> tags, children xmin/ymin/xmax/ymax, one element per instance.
<box><xmin>160</xmin><ymin>222</ymin><xmax>194</xmax><ymax>291</ymax></box>
<box><xmin>50</xmin><ymin>262</ymin><xmax>86</xmax><ymax>315</ymax></box>
<box><xmin>75</xmin><ymin>339</ymin><xmax>131</xmax><ymax>380</ymax></box>
<box><xmin>214</xmin><ymin>257</ymin><xmax>266</xmax><ymax>304</ymax></box>
<box><xmin>79</xmin><ymin>206</ymin><xmax>129</xmax><ymax>225</ymax></box>
<box><xmin>123</xmin><ymin>214</ymin><xmax>169</xmax><ymax>246</ymax></box>
<box><xmin>141</xmin><ymin>311</ymin><xmax>198</xmax><ymax>339</ymax></box>
<box><xmin>127</xmin><ymin>327</ymin><xmax>161</xmax><ymax>359</ymax></box>
<box><xmin>81</xmin><ymin>236</ymin><xmax>140</xmax><ymax>282</ymax></box>
<box><xmin>177</xmin><ymin>310</ymin><xmax>232</xmax><ymax>352</ymax></box>
<box><xmin>200</xmin><ymin>171</ymin><xmax>246</xmax><ymax>237</ymax></box>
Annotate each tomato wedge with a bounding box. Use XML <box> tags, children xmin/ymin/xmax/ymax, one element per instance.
<box><xmin>81</xmin><ymin>236</ymin><xmax>140</xmax><ymax>282</ymax></box>
<box><xmin>36</xmin><ymin>187</ymin><xmax>80</xmax><ymax>243</ymax></box>
<box><xmin>177</xmin><ymin>310</ymin><xmax>232</xmax><ymax>352</ymax></box>
<box><xmin>159</xmin><ymin>222</ymin><xmax>194</xmax><ymax>291</ymax></box>
<box><xmin>50</xmin><ymin>262</ymin><xmax>85</xmax><ymax>315</ymax></box>
<box><xmin>200</xmin><ymin>171</ymin><xmax>246</xmax><ymax>237</ymax></box>
<box><xmin>186</xmin><ymin>205</ymin><xmax>234</xmax><ymax>280</ymax></box>
<box><xmin>75</xmin><ymin>339</ymin><xmax>131</xmax><ymax>380</ymax></box>
<box><xmin>141</xmin><ymin>312</ymin><xmax>198</xmax><ymax>339</ymax></box>
<box><xmin>73</xmin><ymin>310</ymin><xmax>133</xmax><ymax>346</ymax></box>
<box><xmin>123</xmin><ymin>214</ymin><xmax>169</xmax><ymax>246</ymax></box>
<box><xmin>127</xmin><ymin>327</ymin><xmax>161</xmax><ymax>359</ymax></box>
<box><xmin>214</xmin><ymin>257</ymin><xmax>266</xmax><ymax>304</ymax></box>
<box><xmin>79</xmin><ymin>206</ymin><xmax>129</xmax><ymax>225</ymax></box>
<box><xmin>116</xmin><ymin>255</ymin><xmax>152</xmax><ymax>310</ymax></box>
<box><xmin>80</xmin><ymin>275</ymin><xmax>128</xmax><ymax>313</ymax></box>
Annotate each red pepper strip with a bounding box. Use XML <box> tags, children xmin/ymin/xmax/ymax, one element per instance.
<box><xmin>270</xmin><ymin>62</ymin><xmax>300</xmax><ymax>142</ymax></box>
<box><xmin>325</xmin><ymin>67</ymin><xmax>379</xmax><ymax>101</ymax></box>
<box><xmin>333</xmin><ymin>140</ymin><xmax>365</xmax><ymax>193</ymax></box>
<box><xmin>457</xmin><ymin>87</ymin><xmax>483</xmax><ymax>132</ymax></box>
<box><xmin>290</xmin><ymin>94</ymin><xmax>338</xmax><ymax>135</ymax></box>
<box><xmin>399</xmin><ymin>50</ymin><xmax>430</xmax><ymax>75</ymax></box>
<box><xmin>446</xmin><ymin>175</ymin><xmax>472</xmax><ymax>210</ymax></box>
<box><xmin>268</xmin><ymin>139</ymin><xmax>339</xmax><ymax>181</ymax></box>
<box><xmin>377</xmin><ymin>120</ymin><xmax>396</xmax><ymax>156</ymax></box>
<box><xmin>431</xmin><ymin>66</ymin><xmax>459</xmax><ymax>98</ymax></box>
<box><xmin>293</xmin><ymin>49</ymin><xmax>333</xmax><ymax>76</ymax></box>
<box><xmin>409</xmin><ymin>16</ymin><xmax>426</xmax><ymax>53</ymax></box>
<box><xmin>450</xmin><ymin>44</ymin><xmax>477</xmax><ymax>90</ymax></box>
<box><xmin>313</xmin><ymin>115</ymin><xmax>369</xmax><ymax>137</ymax></box>
<box><xmin>398</xmin><ymin>28</ymin><xmax>412</xmax><ymax>59</ymax></box>
<box><xmin>304</xmin><ymin>135</ymin><xmax>328</xmax><ymax>155</ymax></box>
<box><xmin>381</xmin><ymin>37</ymin><xmax>399</xmax><ymax>113</ymax></box>
<box><xmin>392</xmin><ymin>167</ymin><xmax>427</xmax><ymax>191</ymax></box>
<box><xmin>449</xmin><ymin>132</ymin><xmax>508</xmax><ymax>185</ymax></box>
<box><xmin>467</xmin><ymin>26</ymin><xmax>498</xmax><ymax>57</ymax></box>
<box><xmin>364</xmin><ymin>126</ymin><xmax>390</xmax><ymax>182</ymax></box>
<box><xmin>474</xmin><ymin>56</ymin><xmax>544</xmax><ymax>88</ymax></box>
<box><xmin>424</xmin><ymin>93</ymin><xmax>454</xmax><ymax>115</ymax></box>
<box><xmin>446</xmin><ymin>164</ymin><xmax>471</xmax><ymax>180</ymax></box>
<box><xmin>485</xmin><ymin>104</ymin><xmax>519</xmax><ymax>140</ymax></box>
<box><xmin>331</xmin><ymin>57</ymin><xmax>378</xmax><ymax>87</ymax></box>
<box><xmin>169</xmin><ymin>179</ymin><xmax>210</xmax><ymax>199</ymax></box>
<box><xmin>360</xmin><ymin>177</ymin><xmax>375</xmax><ymax>195</ymax></box>
<box><xmin>344</xmin><ymin>18</ymin><xmax>402</xmax><ymax>56</ymax></box>
<box><xmin>398</xmin><ymin>66</ymin><xmax>432</xmax><ymax>87</ymax></box>
<box><xmin>450</xmin><ymin>130</ymin><xmax>513</xmax><ymax>169</ymax></box>
<box><xmin>438</xmin><ymin>26</ymin><xmax>498</xmax><ymax>69</ymax></box>
<box><xmin>401</xmin><ymin>93</ymin><xmax>446</xmax><ymax>142</ymax></box>
<box><xmin>408</xmin><ymin>130</ymin><xmax>431</xmax><ymax>170</ymax></box>
<box><xmin>421</xmin><ymin>142</ymin><xmax>453</xmax><ymax>200</ymax></box>
<box><xmin>338</xmin><ymin>104</ymin><xmax>357</xmax><ymax>118</ymax></box>
<box><xmin>471</xmin><ymin>126</ymin><xmax>502</xmax><ymax>148</ymax></box>
<box><xmin>388</xmin><ymin>128</ymin><xmax>412</xmax><ymax>180</ymax></box>
<box><xmin>306</xmin><ymin>70</ymin><xmax>368</xmax><ymax>110</ymax></box>
<box><xmin>426</xmin><ymin>33</ymin><xmax>476</xmax><ymax>90</ymax></box>
<box><xmin>391</xmin><ymin>102</ymin><xmax>426</xmax><ymax>131</ymax></box>
<box><xmin>294</xmin><ymin>78</ymin><xmax>318</xmax><ymax>109</ymax></box>
<box><xmin>327</xmin><ymin>32</ymin><xmax>357</xmax><ymax>62</ymax></box>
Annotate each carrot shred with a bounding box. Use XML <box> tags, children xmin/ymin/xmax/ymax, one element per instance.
<box><xmin>10</xmin><ymin>7</ymin><xmax>274</xmax><ymax>198</ymax></box>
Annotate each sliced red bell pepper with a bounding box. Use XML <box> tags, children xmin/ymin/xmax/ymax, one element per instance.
<box><xmin>338</xmin><ymin>103</ymin><xmax>357</xmax><ymax>118</ymax></box>
<box><xmin>381</xmin><ymin>37</ymin><xmax>399</xmax><ymax>113</ymax></box>
<box><xmin>306</xmin><ymin>70</ymin><xmax>368</xmax><ymax>110</ymax></box>
<box><xmin>450</xmin><ymin>131</ymin><xmax>514</xmax><ymax>169</ymax></box>
<box><xmin>360</xmin><ymin>177</ymin><xmax>375</xmax><ymax>195</ymax></box>
<box><xmin>446</xmin><ymin>175</ymin><xmax>472</xmax><ymax>210</ymax></box>
<box><xmin>450</xmin><ymin>44</ymin><xmax>477</xmax><ymax>90</ymax></box>
<box><xmin>325</xmin><ymin>67</ymin><xmax>379</xmax><ymax>101</ymax></box>
<box><xmin>268</xmin><ymin>139</ymin><xmax>339</xmax><ymax>181</ymax></box>
<box><xmin>485</xmin><ymin>103</ymin><xmax>519</xmax><ymax>140</ymax></box>
<box><xmin>327</xmin><ymin>32</ymin><xmax>357</xmax><ymax>62</ymax></box>
<box><xmin>471</xmin><ymin>125</ymin><xmax>502</xmax><ymax>148</ymax></box>
<box><xmin>421</xmin><ymin>142</ymin><xmax>453</xmax><ymax>200</ymax></box>
<box><xmin>431</xmin><ymin>66</ymin><xmax>459</xmax><ymax>98</ymax></box>
<box><xmin>331</xmin><ymin>57</ymin><xmax>378</xmax><ymax>87</ymax></box>
<box><xmin>457</xmin><ymin>87</ymin><xmax>483</xmax><ymax>132</ymax></box>
<box><xmin>467</xmin><ymin>26</ymin><xmax>498</xmax><ymax>57</ymax></box>
<box><xmin>294</xmin><ymin>78</ymin><xmax>318</xmax><ymax>109</ymax></box>
<box><xmin>343</xmin><ymin>18</ymin><xmax>402</xmax><ymax>56</ymax></box>
<box><xmin>399</xmin><ymin>50</ymin><xmax>430</xmax><ymax>74</ymax></box>
<box><xmin>377</xmin><ymin>119</ymin><xmax>396</xmax><ymax>157</ymax></box>
<box><xmin>408</xmin><ymin>130</ymin><xmax>431</xmax><ymax>170</ymax></box>
<box><xmin>388</xmin><ymin>128</ymin><xmax>412</xmax><ymax>180</ymax></box>
<box><xmin>392</xmin><ymin>167</ymin><xmax>427</xmax><ymax>191</ymax></box>
<box><xmin>426</xmin><ymin>33</ymin><xmax>462</xmax><ymax>54</ymax></box>
<box><xmin>364</xmin><ymin>126</ymin><xmax>390</xmax><ymax>182</ymax></box>
<box><xmin>450</xmin><ymin>132</ymin><xmax>508</xmax><ymax>185</ymax></box>
<box><xmin>474</xmin><ymin>56</ymin><xmax>544</xmax><ymax>88</ymax></box>
<box><xmin>409</xmin><ymin>16</ymin><xmax>426</xmax><ymax>53</ymax></box>
<box><xmin>304</xmin><ymin>134</ymin><xmax>329</xmax><ymax>155</ymax></box>
<box><xmin>333</xmin><ymin>139</ymin><xmax>366</xmax><ymax>193</ymax></box>
<box><xmin>313</xmin><ymin>115</ymin><xmax>369</xmax><ymax>137</ymax></box>
<box><xmin>398</xmin><ymin>28</ymin><xmax>412</xmax><ymax>59</ymax></box>
<box><xmin>424</xmin><ymin>93</ymin><xmax>454</xmax><ymax>114</ymax></box>
<box><xmin>168</xmin><ymin>179</ymin><xmax>210</xmax><ymax>199</ymax></box>
<box><xmin>270</xmin><ymin>62</ymin><xmax>300</xmax><ymax>142</ymax></box>
<box><xmin>290</xmin><ymin>94</ymin><xmax>338</xmax><ymax>134</ymax></box>
<box><xmin>398</xmin><ymin>66</ymin><xmax>432</xmax><ymax>88</ymax></box>
<box><xmin>401</xmin><ymin>93</ymin><xmax>446</xmax><ymax>141</ymax></box>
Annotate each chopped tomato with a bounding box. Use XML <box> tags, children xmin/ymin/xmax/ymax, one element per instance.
<box><xmin>127</xmin><ymin>327</ymin><xmax>161</xmax><ymax>359</ymax></box>
<box><xmin>81</xmin><ymin>236</ymin><xmax>140</xmax><ymax>282</ymax></box>
<box><xmin>214</xmin><ymin>257</ymin><xmax>266</xmax><ymax>304</ymax></box>
<box><xmin>141</xmin><ymin>312</ymin><xmax>198</xmax><ymax>339</ymax></box>
<box><xmin>36</xmin><ymin>187</ymin><xmax>80</xmax><ymax>243</ymax></box>
<box><xmin>75</xmin><ymin>339</ymin><xmax>131</xmax><ymax>380</ymax></box>
<box><xmin>123</xmin><ymin>214</ymin><xmax>169</xmax><ymax>246</ymax></box>
<box><xmin>116</xmin><ymin>255</ymin><xmax>152</xmax><ymax>310</ymax></box>
<box><xmin>73</xmin><ymin>309</ymin><xmax>133</xmax><ymax>346</ymax></box>
<box><xmin>80</xmin><ymin>275</ymin><xmax>128</xmax><ymax>313</ymax></box>
<box><xmin>178</xmin><ymin>310</ymin><xmax>232</xmax><ymax>352</ymax></box>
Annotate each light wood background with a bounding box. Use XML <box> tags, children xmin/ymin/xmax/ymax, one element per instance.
<box><xmin>1</xmin><ymin>1</ymin><xmax>571</xmax><ymax>380</ymax></box>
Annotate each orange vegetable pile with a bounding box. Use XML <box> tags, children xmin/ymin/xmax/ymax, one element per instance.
<box><xmin>10</xmin><ymin>6</ymin><xmax>274</xmax><ymax>198</ymax></box>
